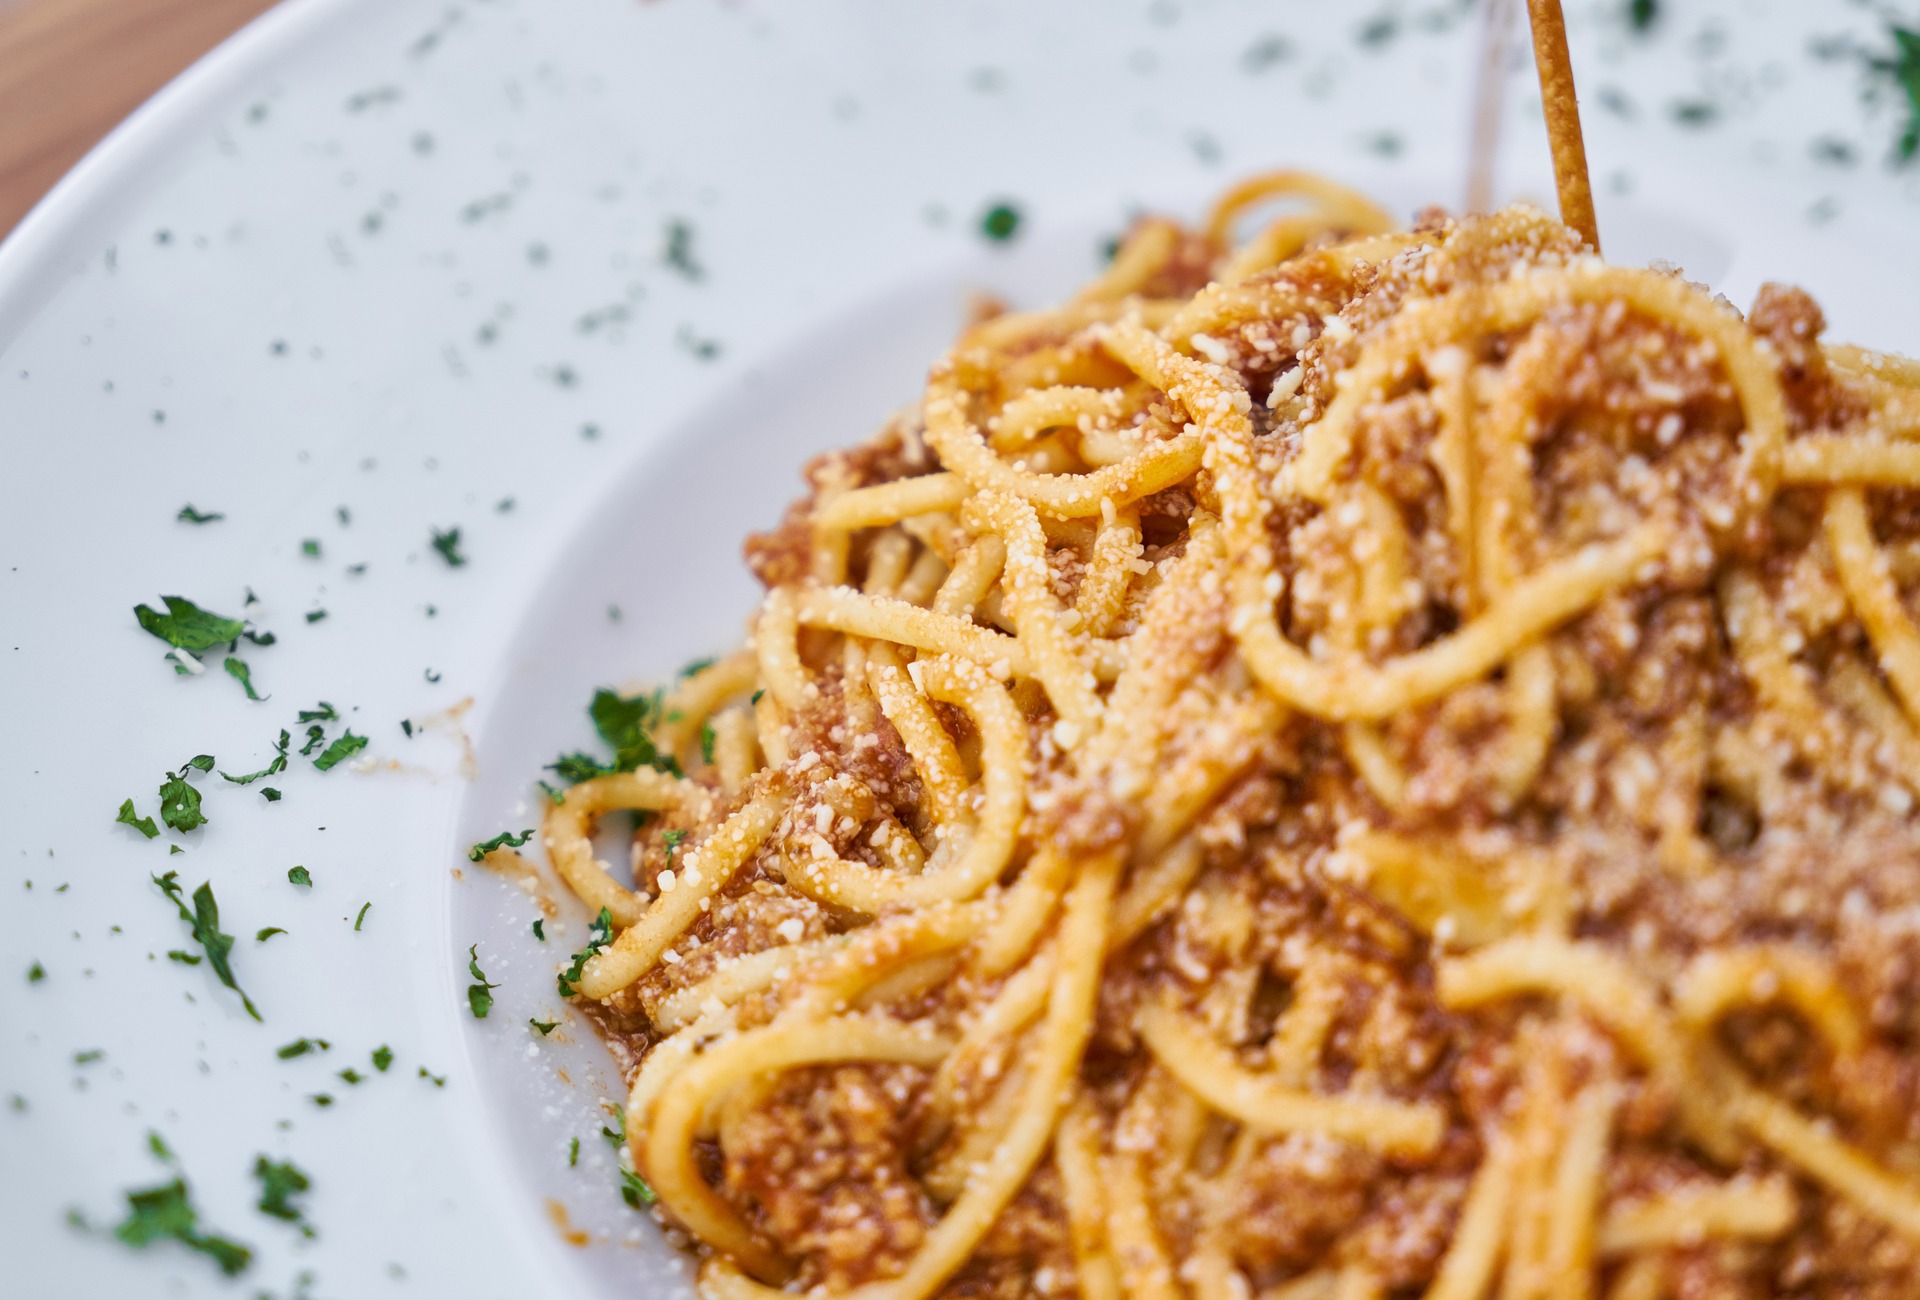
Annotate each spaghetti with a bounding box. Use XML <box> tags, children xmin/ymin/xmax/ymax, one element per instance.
<box><xmin>524</xmin><ymin>174</ymin><xmax>1920</xmax><ymax>1298</ymax></box>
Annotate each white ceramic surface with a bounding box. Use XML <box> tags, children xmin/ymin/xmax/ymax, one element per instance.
<box><xmin>3</xmin><ymin>1</ymin><xmax>1918</xmax><ymax>1296</ymax></box>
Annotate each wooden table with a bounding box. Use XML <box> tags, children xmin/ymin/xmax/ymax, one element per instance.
<box><xmin>0</xmin><ymin>0</ymin><xmax>278</xmax><ymax>236</ymax></box>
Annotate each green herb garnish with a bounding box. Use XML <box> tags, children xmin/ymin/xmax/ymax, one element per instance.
<box><xmin>287</xmin><ymin>866</ymin><xmax>312</xmax><ymax>888</ymax></box>
<box><xmin>116</xmin><ymin>798</ymin><xmax>160</xmax><ymax>839</ymax></box>
<box><xmin>353</xmin><ymin>903</ymin><xmax>371</xmax><ymax>931</ymax></box>
<box><xmin>980</xmin><ymin>202</ymin><xmax>1021</xmax><ymax>242</ymax></box>
<box><xmin>27</xmin><ymin>961</ymin><xmax>45</xmax><ymax>983</ymax></box>
<box><xmin>313</xmin><ymin>731</ymin><xmax>367</xmax><ymax>771</ymax></box>
<box><xmin>158</xmin><ymin>756</ymin><xmax>215</xmax><ymax>834</ymax></box>
<box><xmin>255</xmin><ymin>928</ymin><xmax>286</xmax><ymax>942</ymax></box>
<box><xmin>297</xmin><ymin>703</ymin><xmax>339</xmax><ymax>723</ymax></box>
<box><xmin>567</xmin><ymin>1136</ymin><xmax>580</xmax><ymax>1167</ymax></box>
<box><xmin>372</xmin><ymin>1045</ymin><xmax>393</xmax><ymax>1072</ymax></box>
<box><xmin>620</xmin><ymin>1169</ymin><xmax>657</xmax><ymax>1208</ymax></box>
<box><xmin>276</xmin><ymin>1038</ymin><xmax>329</xmax><ymax>1060</ymax></box>
<box><xmin>530</xmin><ymin>1018</ymin><xmax>557</xmax><ymax>1035</ymax></box>
<box><xmin>134</xmin><ymin>596</ymin><xmax>245</xmax><ymax>654</ymax></box>
<box><xmin>531</xmin><ymin>918</ymin><xmax>546</xmax><ymax>941</ymax></box>
<box><xmin>177</xmin><ymin>505</ymin><xmax>224</xmax><ymax>524</ymax></box>
<box><xmin>252</xmin><ymin>1157</ymin><xmax>312</xmax><ymax>1237</ymax></box>
<box><xmin>221</xmin><ymin>730</ymin><xmax>289</xmax><ymax>785</ymax></box>
<box><xmin>153</xmin><ymin>872</ymin><xmax>259</xmax><ymax>1020</ymax></box>
<box><xmin>430</xmin><ymin>526</ymin><xmax>466</xmax><ymax>567</ymax></box>
<box><xmin>469</xmin><ymin>829</ymin><xmax>535</xmax><ymax>861</ymax></box>
<box><xmin>113</xmin><ymin>1177</ymin><xmax>252</xmax><ymax>1276</ymax></box>
<box><xmin>223</xmin><ymin>657</ymin><xmax>266</xmax><ymax>701</ymax></box>
<box><xmin>557</xmin><ymin>907</ymin><xmax>613</xmax><ymax>997</ymax></box>
<box><xmin>466</xmin><ymin>945</ymin><xmax>498</xmax><ymax>1018</ymax></box>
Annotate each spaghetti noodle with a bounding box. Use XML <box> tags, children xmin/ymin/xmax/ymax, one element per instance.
<box><xmin>525</xmin><ymin>174</ymin><xmax>1920</xmax><ymax>1298</ymax></box>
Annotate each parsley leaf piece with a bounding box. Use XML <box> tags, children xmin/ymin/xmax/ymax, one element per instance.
<box><xmin>167</xmin><ymin>950</ymin><xmax>203</xmax><ymax>965</ymax></box>
<box><xmin>430</xmin><ymin>526</ymin><xmax>466</xmax><ymax>567</ymax></box>
<box><xmin>256</xmin><ymin>927</ymin><xmax>286</xmax><ymax>942</ymax></box>
<box><xmin>418</xmin><ymin>1067</ymin><xmax>446</xmax><ymax>1087</ymax></box>
<box><xmin>353</xmin><ymin>902</ymin><xmax>371</xmax><ymax>931</ymax></box>
<box><xmin>1880</xmin><ymin>26</ymin><xmax>1920</xmax><ymax>162</ymax></box>
<box><xmin>545</xmin><ymin>751</ymin><xmax>613</xmax><ymax>784</ymax></box>
<box><xmin>300</xmin><ymin>725</ymin><xmax>327</xmax><ymax>757</ymax></box>
<box><xmin>113</xmin><ymin>1177</ymin><xmax>253</xmax><ymax>1276</ymax></box>
<box><xmin>537</xmin><ymin>779</ymin><xmax>567</xmax><ymax>805</ymax></box>
<box><xmin>531</xmin><ymin>918</ymin><xmax>546</xmax><ymax>942</ymax></box>
<box><xmin>313</xmin><ymin>731</ymin><xmax>368</xmax><ymax>771</ymax></box>
<box><xmin>287</xmin><ymin>866</ymin><xmax>312</xmax><ymax>888</ymax></box>
<box><xmin>980</xmin><ymin>202</ymin><xmax>1022</xmax><ymax>242</ymax></box>
<box><xmin>153</xmin><ymin>872</ymin><xmax>260</xmax><ymax>1021</ymax></box>
<box><xmin>74</xmin><ymin>1049</ymin><xmax>105</xmax><ymax>1064</ymax></box>
<box><xmin>261</xmin><ymin>787</ymin><xmax>283</xmax><ymax>802</ymax></box>
<box><xmin>371</xmin><ymin>1045</ymin><xmax>393</xmax><ymax>1072</ymax></box>
<box><xmin>276</xmin><ymin>1037</ymin><xmax>329</xmax><ymax>1060</ymax></box>
<box><xmin>557</xmin><ymin>907</ymin><xmax>614</xmax><ymax>997</ymax></box>
<box><xmin>309</xmin><ymin>1094</ymin><xmax>333</xmax><ymax>1108</ymax></box>
<box><xmin>223</xmin><ymin>657</ymin><xmax>266</xmax><ymax>701</ymax></box>
<box><xmin>468</xmin><ymin>829</ymin><xmax>535</xmax><ymax>861</ymax></box>
<box><xmin>337</xmin><ymin>1068</ymin><xmax>363</xmax><ymax>1085</ymax></box>
<box><xmin>133</xmin><ymin>596</ymin><xmax>245</xmax><ymax>653</ymax></box>
<box><xmin>158</xmin><ymin>762</ymin><xmax>211</xmax><ymax>834</ymax></box>
<box><xmin>252</xmin><ymin>1157</ymin><xmax>313</xmax><ymax>1236</ymax></box>
<box><xmin>177</xmin><ymin>505</ymin><xmax>224</xmax><ymax>524</ymax></box>
<box><xmin>529</xmin><ymin>1018</ymin><xmax>557</xmax><ymax>1035</ymax></box>
<box><xmin>621</xmin><ymin>1169</ymin><xmax>658</xmax><ymax>1208</ymax></box>
<box><xmin>662</xmin><ymin>218</ymin><xmax>704</xmax><ymax>279</ymax></box>
<box><xmin>221</xmin><ymin>730</ymin><xmax>290</xmax><ymax>785</ymax></box>
<box><xmin>590</xmin><ymin>686</ymin><xmax>668</xmax><ymax>772</ymax></box>
<box><xmin>300</xmin><ymin>539</ymin><xmax>321</xmax><ymax>558</ymax></box>
<box><xmin>466</xmin><ymin>945</ymin><xmax>499</xmax><ymax>1018</ymax></box>
<box><xmin>297</xmin><ymin>703</ymin><xmax>339</xmax><ymax>723</ymax></box>
<box><xmin>147</xmin><ymin>1131</ymin><xmax>174</xmax><ymax>1161</ymax></box>
<box><xmin>700</xmin><ymin>722</ymin><xmax>716</xmax><ymax>766</ymax></box>
<box><xmin>28</xmin><ymin>961</ymin><xmax>46</xmax><ymax>983</ymax></box>
<box><xmin>567</xmin><ymin>1136</ymin><xmax>580</xmax><ymax>1168</ymax></box>
<box><xmin>116</xmin><ymin>798</ymin><xmax>160</xmax><ymax>839</ymax></box>
<box><xmin>662</xmin><ymin>829</ymin><xmax>688</xmax><ymax>865</ymax></box>
<box><xmin>305</xmin><ymin>609</ymin><xmax>328</xmax><ymax>624</ymax></box>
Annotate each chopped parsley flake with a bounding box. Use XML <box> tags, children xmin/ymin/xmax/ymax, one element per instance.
<box><xmin>621</xmin><ymin>1169</ymin><xmax>658</xmax><ymax>1208</ymax></box>
<box><xmin>429</xmin><ymin>526</ymin><xmax>466</xmax><ymax>567</ymax></box>
<box><xmin>418</xmin><ymin>1067</ymin><xmax>446</xmax><ymax>1088</ymax></box>
<box><xmin>261</xmin><ymin>787</ymin><xmax>283</xmax><ymax>802</ymax></box>
<box><xmin>255</xmin><ymin>927</ymin><xmax>286</xmax><ymax>942</ymax></box>
<box><xmin>466</xmin><ymin>945</ymin><xmax>498</xmax><ymax>1018</ymax></box>
<box><xmin>662</xmin><ymin>829</ymin><xmax>688</xmax><ymax>865</ymax></box>
<box><xmin>531</xmin><ymin>918</ymin><xmax>546</xmax><ymax>942</ymax></box>
<box><xmin>371</xmin><ymin>1045</ymin><xmax>393</xmax><ymax>1072</ymax></box>
<box><xmin>167</xmin><ymin>950</ymin><xmax>202</xmax><ymax>965</ymax></box>
<box><xmin>288</xmin><ymin>866</ymin><xmax>312</xmax><ymax>888</ymax></box>
<box><xmin>545</xmin><ymin>687</ymin><xmax>682</xmax><ymax>789</ymax></box>
<box><xmin>662</xmin><ymin>218</ymin><xmax>704</xmax><ymax>279</ymax></box>
<box><xmin>530</xmin><ymin>1018</ymin><xmax>557</xmax><ymax>1035</ymax></box>
<box><xmin>353</xmin><ymin>902</ymin><xmax>372</xmax><ymax>931</ymax></box>
<box><xmin>116</xmin><ymin>798</ymin><xmax>160</xmax><ymax>839</ymax></box>
<box><xmin>27</xmin><ymin>961</ymin><xmax>45</xmax><ymax>983</ymax></box>
<box><xmin>297</xmin><ymin>703</ymin><xmax>339</xmax><ymax>723</ymax></box>
<box><xmin>147</xmin><ymin>1131</ymin><xmax>174</xmax><ymax>1161</ymax></box>
<box><xmin>177</xmin><ymin>505</ymin><xmax>224</xmax><ymax>524</ymax></box>
<box><xmin>153</xmin><ymin>872</ymin><xmax>260</xmax><ymax>1020</ymax></box>
<box><xmin>158</xmin><ymin>757</ymin><xmax>215</xmax><ymax>834</ymax></box>
<box><xmin>300</xmin><ymin>725</ymin><xmax>326</xmax><ymax>757</ymax></box>
<box><xmin>1870</xmin><ymin>25</ymin><xmax>1920</xmax><ymax>162</ymax></box>
<box><xmin>305</xmin><ymin>609</ymin><xmax>328</xmax><ymax>624</ymax></box>
<box><xmin>980</xmin><ymin>202</ymin><xmax>1021</xmax><ymax>242</ymax></box>
<box><xmin>113</xmin><ymin>1176</ymin><xmax>252</xmax><ymax>1276</ymax></box>
<box><xmin>337</xmin><ymin>1068</ymin><xmax>363</xmax><ymax>1085</ymax></box>
<box><xmin>221</xmin><ymin>730</ymin><xmax>289</xmax><ymax>785</ymax></box>
<box><xmin>557</xmin><ymin>907</ymin><xmax>613</xmax><ymax>997</ymax></box>
<box><xmin>223</xmin><ymin>657</ymin><xmax>266</xmax><ymax>701</ymax></box>
<box><xmin>310</xmin><ymin>1094</ymin><xmax>333</xmax><ymax>1108</ymax></box>
<box><xmin>74</xmin><ymin>1049</ymin><xmax>105</xmax><ymax>1065</ymax></box>
<box><xmin>313</xmin><ymin>731</ymin><xmax>368</xmax><ymax>771</ymax></box>
<box><xmin>276</xmin><ymin>1038</ymin><xmax>330</xmax><ymax>1060</ymax></box>
<box><xmin>468</xmin><ymin>829</ymin><xmax>535</xmax><ymax>861</ymax></box>
<box><xmin>135</xmin><ymin>596</ymin><xmax>245</xmax><ymax>654</ymax></box>
<box><xmin>1628</xmin><ymin>0</ymin><xmax>1656</xmax><ymax>30</ymax></box>
<box><xmin>700</xmin><ymin>722</ymin><xmax>716</xmax><ymax>766</ymax></box>
<box><xmin>252</xmin><ymin>1157</ymin><xmax>313</xmax><ymax>1237</ymax></box>
<box><xmin>301</xmin><ymin>539</ymin><xmax>321</xmax><ymax>558</ymax></box>
<box><xmin>567</xmin><ymin>1136</ymin><xmax>580</xmax><ymax>1168</ymax></box>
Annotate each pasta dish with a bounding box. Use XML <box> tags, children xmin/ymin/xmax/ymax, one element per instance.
<box><xmin>515</xmin><ymin>170</ymin><xmax>1920</xmax><ymax>1299</ymax></box>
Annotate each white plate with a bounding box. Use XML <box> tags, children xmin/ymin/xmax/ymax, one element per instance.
<box><xmin>3</xmin><ymin>1</ymin><xmax>1917</xmax><ymax>1295</ymax></box>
